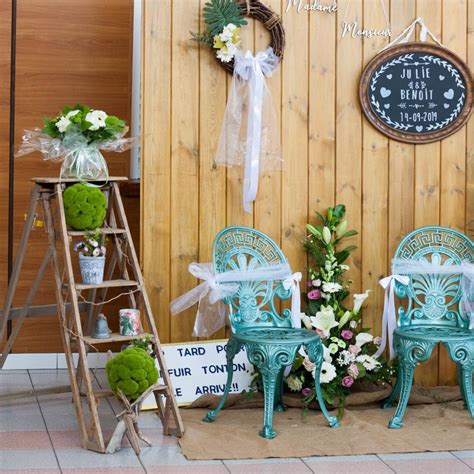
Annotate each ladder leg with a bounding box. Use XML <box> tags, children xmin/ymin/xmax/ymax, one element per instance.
<box><xmin>0</xmin><ymin>247</ymin><xmax>53</xmax><ymax>368</ymax></box>
<box><xmin>0</xmin><ymin>185</ymin><xmax>41</xmax><ymax>350</ymax></box>
<box><xmin>42</xmin><ymin>195</ymin><xmax>92</xmax><ymax>449</ymax></box>
<box><xmin>54</xmin><ymin>184</ymin><xmax>106</xmax><ymax>452</ymax></box>
<box><xmin>111</xmin><ymin>183</ymin><xmax>184</xmax><ymax>436</ymax></box>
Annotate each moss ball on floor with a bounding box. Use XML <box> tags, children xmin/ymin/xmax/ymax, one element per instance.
<box><xmin>106</xmin><ymin>347</ymin><xmax>159</xmax><ymax>401</ymax></box>
<box><xmin>63</xmin><ymin>183</ymin><xmax>107</xmax><ymax>230</ymax></box>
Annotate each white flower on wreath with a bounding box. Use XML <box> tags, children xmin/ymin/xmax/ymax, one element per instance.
<box><xmin>322</xmin><ymin>282</ymin><xmax>342</xmax><ymax>294</ymax></box>
<box><xmin>356</xmin><ymin>354</ymin><xmax>381</xmax><ymax>371</ymax></box>
<box><xmin>318</xmin><ymin>361</ymin><xmax>337</xmax><ymax>384</ymax></box>
<box><xmin>309</xmin><ymin>305</ymin><xmax>338</xmax><ymax>338</ymax></box>
<box><xmin>219</xmin><ymin>23</ymin><xmax>237</xmax><ymax>41</ymax></box>
<box><xmin>337</xmin><ymin>350</ymin><xmax>356</xmax><ymax>366</ymax></box>
<box><xmin>55</xmin><ymin>116</ymin><xmax>72</xmax><ymax>133</ymax></box>
<box><xmin>286</xmin><ymin>374</ymin><xmax>303</xmax><ymax>392</ymax></box>
<box><xmin>355</xmin><ymin>332</ymin><xmax>373</xmax><ymax>348</ymax></box>
<box><xmin>86</xmin><ymin>110</ymin><xmax>108</xmax><ymax>131</ymax></box>
<box><xmin>216</xmin><ymin>46</ymin><xmax>235</xmax><ymax>63</ymax></box>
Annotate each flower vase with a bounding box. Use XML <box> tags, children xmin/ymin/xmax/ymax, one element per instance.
<box><xmin>79</xmin><ymin>254</ymin><xmax>105</xmax><ymax>285</ymax></box>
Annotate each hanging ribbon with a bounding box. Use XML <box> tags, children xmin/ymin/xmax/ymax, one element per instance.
<box><xmin>214</xmin><ymin>48</ymin><xmax>281</xmax><ymax>214</ymax></box>
<box><xmin>283</xmin><ymin>272</ymin><xmax>302</xmax><ymax>328</ymax></box>
<box><xmin>381</xmin><ymin>17</ymin><xmax>443</xmax><ymax>52</ymax></box>
<box><xmin>374</xmin><ymin>274</ymin><xmax>410</xmax><ymax>360</ymax></box>
<box><xmin>234</xmin><ymin>49</ymin><xmax>279</xmax><ymax>212</ymax></box>
<box><xmin>170</xmin><ymin>261</ymin><xmax>301</xmax><ymax>337</ymax></box>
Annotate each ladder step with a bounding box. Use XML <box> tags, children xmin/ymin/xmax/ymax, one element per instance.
<box><xmin>75</xmin><ymin>279</ymin><xmax>139</xmax><ymax>290</ymax></box>
<box><xmin>68</xmin><ymin>228</ymin><xmax>127</xmax><ymax>236</ymax></box>
<box><xmin>81</xmin><ymin>332</ymin><xmax>152</xmax><ymax>345</ymax></box>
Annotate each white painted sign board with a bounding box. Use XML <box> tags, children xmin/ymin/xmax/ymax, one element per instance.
<box><xmin>143</xmin><ymin>340</ymin><xmax>254</xmax><ymax>408</ymax></box>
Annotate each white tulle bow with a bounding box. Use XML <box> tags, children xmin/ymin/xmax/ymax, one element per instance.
<box><xmin>170</xmin><ymin>261</ymin><xmax>301</xmax><ymax>337</ymax></box>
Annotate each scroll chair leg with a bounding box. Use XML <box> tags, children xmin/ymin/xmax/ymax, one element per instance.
<box><xmin>203</xmin><ymin>338</ymin><xmax>241</xmax><ymax>423</ymax></box>
<box><xmin>307</xmin><ymin>342</ymin><xmax>340</xmax><ymax>428</ymax></box>
<box><xmin>273</xmin><ymin>368</ymin><xmax>286</xmax><ymax>413</ymax></box>
<box><xmin>446</xmin><ymin>341</ymin><xmax>474</xmax><ymax>419</ymax></box>
<box><xmin>389</xmin><ymin>337</ymin><xmax>435</xmax><ymax>429</ymax></box>
<box><xmin>259</xmin><ymin>366</ymin><xmax>280</xmax><ymax>439</ymax></box>
<box><xmin>381</xmin><ymin>366</ymin><xmax>402</xmax><ymax>409</ymax></box>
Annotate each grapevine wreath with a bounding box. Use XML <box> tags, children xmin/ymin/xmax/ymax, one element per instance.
<box><xmin>192</xmin><ymin>0</ymin><xmax>285</xmax><ymax>74</ymax></box>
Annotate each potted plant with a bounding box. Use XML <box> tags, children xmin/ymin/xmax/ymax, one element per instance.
<box><xmin>74</xmin><ymin>229</ymin><xmax>107</xmax><ymax>285</ymax></box>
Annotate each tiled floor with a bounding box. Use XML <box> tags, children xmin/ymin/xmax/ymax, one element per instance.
<box><xmin>0</xmin><ymin>370</ymin><xmax>473</xmax><ymax>473</ymax></box>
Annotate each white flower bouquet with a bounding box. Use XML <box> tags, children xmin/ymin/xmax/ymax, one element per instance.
<box><xmin>16</xmin><ymin>104</ymin><xmax>136</xmax><ymax>181</ymax></box>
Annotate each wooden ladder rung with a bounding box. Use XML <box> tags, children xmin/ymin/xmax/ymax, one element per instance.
<box><xmin>75</xmin><ymin>279</ymin><xmax>139</xmax><ymax>291</ymax></box>
<box><xmin>68</xmin><ymin>228</ymin><xmax>127</xmax><ymax>236</ymax></box>
<box><xmin>81</xmin><ymin>332</ymin><xmax>153</xmax><ymax>345</ymax></box>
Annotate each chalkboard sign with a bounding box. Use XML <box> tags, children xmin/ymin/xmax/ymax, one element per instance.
<box><xmin>360</xmin><ymin>43</ymin><xmax>473</xmax><ymax>143</ymax></box>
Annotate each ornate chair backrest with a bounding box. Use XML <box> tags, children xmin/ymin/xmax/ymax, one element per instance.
<box><xmin>394</xmin><ymin>226</ymin><xmax>473</xmax><ymax>328</ymax></box>
<box><xmin>212</xmin><ymin>226</ymin><xmax>293</xmax><ymax>333</ymax></box>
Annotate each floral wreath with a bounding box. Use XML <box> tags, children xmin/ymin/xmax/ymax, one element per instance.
<box><xmin>192</xmin><ymin>0</ymin><xmax>285</xmax><ymax>74</ymax></box>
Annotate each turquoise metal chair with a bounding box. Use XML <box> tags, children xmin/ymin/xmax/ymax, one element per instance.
<box><xmin>203</xmin><ymin>226</ymin><xmax>340</xmax><ymax>438</ymax></box>
<box><xmin>382</xmin><ymin>226</ymin><xmax>474</xmax><ymax>428</ymax></box>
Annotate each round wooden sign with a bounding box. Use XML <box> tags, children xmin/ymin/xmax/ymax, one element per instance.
<box><xmin>359</xmin><ymin>43</ymin><xmax>473</xmax><ymax>143</ymax></box>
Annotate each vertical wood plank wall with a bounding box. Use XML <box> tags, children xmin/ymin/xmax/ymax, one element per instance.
<box><xmin>142</xmin><ymin>0</ymin><xmax>474</xmax><ymax>386</ymax></box>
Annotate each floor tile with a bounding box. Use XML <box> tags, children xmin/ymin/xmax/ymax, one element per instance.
<box><xmin>0</xmin><ymin>396</ymin><xmax>41</xmax><ymax>415</ymax></box>
<box><xmin>147</xmin><ymin>465</ymin><xmax>229</xmax><ymax>473</ymax></box>
<box><xmin>302</xmin><ymin>454</ymin><xmax>392</xmax><ymax>473</ymax></box>
<box><xmin>139</xmin><ymin>446</ymin><xmax>224</xmax><ymax>468</ymax></box>
<box><xmin>2</xmin><ymin>353</ymin><xmax>57</xmax><ymax>370</ymax></box>
<box><xmin>452</xmin><ymin>450</ymin><xmax>474</xmax><ymax>469</ymax></box>
<box><xmin>0</xmin><ymin>449</ymin><xmax>59</xmax><ymax>470</ymax></box>
<box><xmin>0</xmin><ymin>470</ymin><xmax>61</xmax><ymax>474</ymax></box>
<box><xmin>0</xmin><ymin>431</ymin><xmax>52</xmax><ymax>449</ymax></box>
<box><xmin>55</xmin><ymin>447</ymin><xmax>142</xmax><ymax>469</ymax></box>
<box><xmin>38</xmin><ymin>392</ymin><xmax>114</xmax><ymax>415</ymax></box>
<box><xmin>0</xmin><ymin>413</ymin><xmax>47</xmax><ymax>432</ymax></box>
<box><xmin>42</xmin><ymin>412</ymin><xmax>118</xmax><ymax>431</ymax></box>
<box><xmin>224</xmin><ymin>458</ymin><xmax>312</xmax><ymax>473</ymax></box>
<box><xmin>378</xmin><ymin>451</ymin><xmax>472</xmax><ymax>473</ymax></box>
<box><xmin>62</xmin><ymin>468</ymin><xmax>145</xmax><ymax>474</ymax></box>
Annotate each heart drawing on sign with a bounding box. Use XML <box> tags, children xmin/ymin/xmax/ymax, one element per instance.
<box><xmin>384</xmin><ymin>104</ymin><xmax>390</xmax><ymax>109</ymax></box>
<box><xmin>416</xmin><ymin>126</ymin><xmax>423</xmax><ymax>132</ymax></box>
<box><xmin>444</xmin><ymin>103</ymin><xmax>450</xmax><ymax>109</ymax></box>
<box><xmin>380</xmin><ymin>87</ymin><xmax>391</xmax><ymax>98</ymax></box>
<box><xmin>439</xmin><ymin>75</ymin><xmax>445</xmax><ymax>81</ymax></box>
<box><xmin>444</xmin><ymin>89</ymin><xmax>454</xmax><ymax>100</ymax></box>
<box><xmin>386</xmin><ymin>74</ymin><xmax>392</xmax><ymax>79</ymax></box>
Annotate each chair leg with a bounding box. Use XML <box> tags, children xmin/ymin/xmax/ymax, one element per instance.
<box><xmin>273</xmin><ymin>368</ymin><xmax>286</xmax><ymax>413</ymax></box>
<box><xmin>381</xmin><ymin>370</ymin><xmax>401</xmax><ymax>409</ymax></box>
<box><xmin>446</xmin><ymin>341</ymin><xmax>474</xmax><ymax>419</ymax></box>
<box><xmin>260</xmin><ymin>367</ymin><xmax>279</xmax><ymax>439</ymax></box>
<box><xmin>203</xmin><ymin>338</ymin><xmax>241</xmax><ymax>423</ymax></box>
<box><xmin>388</xmin><ymin>360</ymin><xmax>415</xmax><ymax>429</ymax></box>
<box><xmin>307</xmin><ymin>342</ymin><xmax>340</xmax><ymax>428</ymax></box>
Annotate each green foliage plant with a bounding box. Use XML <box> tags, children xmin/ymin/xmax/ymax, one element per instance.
<box><xmin>63</xmin><ymin>183</ymin><xmax>107</xmax><ymax>230</ymax></box>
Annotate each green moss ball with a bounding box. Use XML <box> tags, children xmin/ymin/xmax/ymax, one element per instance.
<box><xmin>106</xmin><ymin>347</ymin><xmax>159</xmax><ymax>401</ymax></box>
<box><xmin>63</xmin><ymin>183</ymin><xmax>107</xmax><ymax>230</ymax></box>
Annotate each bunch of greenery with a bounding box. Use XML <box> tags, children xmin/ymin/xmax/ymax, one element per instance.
<box><xmin>106</xmin><ymin>347</ymin><xmax>159</xmax><ymax>401</ymax></box>
<box><xmin>42</xmin><ymin>104</ymin><xmax>126</xmax><ymax>144</ymax></box>
<box><xmin>63</xmin><ymin>183</ymin><xmax>107</xmax><ymax>230</ymax></box>
<box><xmin>285</xmin><ymin>205</ymin><xmax>394</xmax><ymax>415</ymax></box>
<box><xmin>191</xmin><ymin>0</ymin><xmax>247</xmax><ymax>46</ymax></box>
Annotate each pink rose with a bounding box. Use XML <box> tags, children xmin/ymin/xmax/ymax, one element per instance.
<box><xmin>302</xmin><ymin>387</ymin><xmax>312</xmax><ymax>397</ymax></box>
<box><xmin>341</xmin><ymin>329</ymin><xmax>353</xmax><ymax>340</ymax></box>
<box><xmin>349</xmin><ymin>344</ymin><xmax>361</xmax><ymax>354</ymax></box>
<box><xmin>348</xmin><ymin>363</ymin><xmax>359</xmax><ymax>378</ymax></box>
<box><xmin>342</xmin><ymin>376</ymin><xmax>354</xmax><ymax>388</ymax></box>
<box><xmin>308</xmin><ymin>289</ymin><xmax>322</xmax><ymax>300</ymax></box>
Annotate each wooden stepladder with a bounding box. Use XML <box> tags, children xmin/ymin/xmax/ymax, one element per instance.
<box><xmin>0</xmin><ymin>177</ymin><xmax>184</xmax><ymax>453</ymax></box>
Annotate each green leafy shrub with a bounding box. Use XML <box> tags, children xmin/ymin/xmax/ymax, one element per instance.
<box><xmin>106</xmin><ymin>347</ymin><xmax>159</xmax><ymax>401</ymax></box>
<box><xmin>63</xmin><ymin>183</ymin><xmax>107</xmax><ymax>230</ymax></box>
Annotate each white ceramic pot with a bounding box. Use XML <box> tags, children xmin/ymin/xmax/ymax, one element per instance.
<box><xmin>79</xmin><ymin>254</ymin><xmax>105</xmax><ymax>285</ymax></box>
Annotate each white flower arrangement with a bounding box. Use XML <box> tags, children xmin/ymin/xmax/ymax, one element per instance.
<box><xmin>213</xmin><ymin>23</ymin><xmax>241</xmax><ymax>63</ymax></box>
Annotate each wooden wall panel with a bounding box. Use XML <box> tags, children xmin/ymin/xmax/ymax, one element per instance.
<box><xmin>0</xmin><ymin>0</ymin><xmax>134</xmax><ymax>353</ymax></box>
<box><xmin>142</xmin><ymin>0</ymin><xmax>473</xmax><ymax>386</ymax></box>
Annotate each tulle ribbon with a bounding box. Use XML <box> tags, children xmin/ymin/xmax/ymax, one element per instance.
<box><xmin>214</xmin><ymin>47</ymin><xmax>281</xmax><ymax>213</ymax></box>
<box><xmin>16</xmin><ymin>128</ymin><xmax>136</xmax><ymax>181</ymax></box>
<box><xmin>170</xmin><ymin>262</ymin><xmax>301</xmax><ymax>337</ymax></box>
<box><xmin>375</xmin><ymin>259</ymin><xmax>474</xmax><ymax>360</ymax></box>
